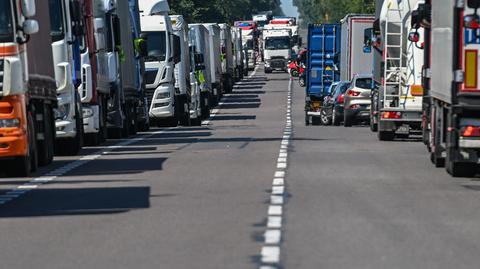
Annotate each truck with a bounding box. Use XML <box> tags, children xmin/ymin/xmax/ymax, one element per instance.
<box><xmin>235</xmin><ymin>21</ymin><xmax>258</xmax><ymax>70</ymax></box>
<box><xmin>50</xmin><ymin>0</ymin><xmax>85</xmax><ymax>155</ymax></box>
<box><xmin>340</xmin><ymin>14</ymin><xmax>374</xmax><ymax>81</ymax></box>
<box><xmin>263</xmin><ymin>28</ymin><xmax>292</xmax><ymax>73</ymax></box>
<box><xmin>80</xmin><ymin>0</ymin><xmax>106</xmax><ymax>145</ymax></box>
<box><xmin>305</xmin><ymin>24</ymin><xmax>342</xmax><ymax>126</ymax></box>
<box><xmin>368</xmin><ymin>1</ymin><xmax>424</xmax><ymax>141</ymax></box>
<box><xmin>139</xmin><ymin>0</ymin><xmax>182</xmax><ymax>127</ymax></box>
<box><xmin>170</xmin><ymin>15</ymin><xmax>193</xmax><ymax>126</ymax></box>
<box><xmin>202</xmin><ymin>23</ymin><xmax>223</xmax><ymax>106</ymax></box>
<box><xmin>232</xmin><ymin>27</ymin><xmax>245</xmax><ymax>81</ymax></box>
<box><xmin>252</xmin><ymin>11</ymin><xmax>273</xmax><ymax>30</ymax></box>
<box><xmin>264</xmin><ymin>18</ymin><xmax>302</xmax><ymax>56</ymax></box>
<box><xmin>0</xmin><ymin>0</ymin><xmax>57</xmax><ymax>176</ymax></box>
<box><xmin>420</xmin><ymin>0</ymin><xmax>480</xmax><ymax>177</ymax></box>
<box><xmin>189</xmin><ymin>24</ymin><xmax>213</xmax><ymax>120</ymax></box>
<box><xmin>219</xmin><ymin>24</ymin><xmax>235</xmax><ymax>94</ymax></box>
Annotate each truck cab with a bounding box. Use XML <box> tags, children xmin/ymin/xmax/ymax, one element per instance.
<box><xmin>49</xmin><ymin>0</ymin><xmax>85</xmax><ymax>155</ymax></box>
<box><xmin>139</xmin><ymin>0</ymin><xmax>180</xmax><ymax>127</ymax></box>
<box><xmin>263</xmin><ymin>29</ymin><xmax>292</xmax><ymax>73</ymax></box>
<box><xmin>189</xmin><ymin>24</ymin><xmax>213</xmax><ymax>120</ymax></box>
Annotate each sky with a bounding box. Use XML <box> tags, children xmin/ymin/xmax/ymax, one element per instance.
<box><xmin>281</xmin><ymin>0</ymin><xmax>299</xmax><ymax>17</ymax></box>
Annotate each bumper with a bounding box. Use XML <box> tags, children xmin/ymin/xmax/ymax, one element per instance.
<box><xmin>265</xmin><ymin>60</ymin><xmax>287</xmax><ymax>70</ymax></box>
<box><xmin>0</xmin><ymin>129</ymin><xmax>27</xmax><ymax>158</ymax></box>
<box><xmin>56</xmin><ymin>94</ymin><xmax>77</xmax><ymax>139</ymax></box>
<box><xmin>149</xmin><ymin>84</ymin><xmax>175</xmax><ymax>119</ymax></box>
<box><xmin>345</xmin><ymin>108</ymin><xmax>370</xmax><ymax>120</ymax></box>
<box><xmin>83</xmin><ymin>105</ymin><xmax>100</xmax><ymax>134</ymax></box>
<box><xmin>307</xmin><ymin>111</ymin><xmax>321</xmax><ymax>116</ymax></box>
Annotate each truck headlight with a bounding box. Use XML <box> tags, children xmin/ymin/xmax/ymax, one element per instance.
<box><xmin>0</xmin><ymin>118</ymin><xmax>20</xmax><ymax>128</ymax></box>
<box><xmin>54</xmin><ymin>104</ymin><xmax>71</xmax><ymax>120</ymax></box>
<box><xmin>156</xmin><ymin>92</ymin><xmax>170</xmax><ymax>99</ymax></box>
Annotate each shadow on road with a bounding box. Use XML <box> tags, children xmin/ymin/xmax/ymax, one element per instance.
<box><xmin>0</xmin><ymin>186</ymin><xmax>151</xmax><ymax>218</ymax></box>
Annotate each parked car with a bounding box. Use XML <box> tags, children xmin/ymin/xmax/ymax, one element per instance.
<box><xmin>320</xmin><ymin>81</ymin><xmax>351</xmax><ymax>126</ymax></box>
<box><xmin>343</xmin><ymin>74</ymin><xmax>374</xmax><ymax>127</ymax></box>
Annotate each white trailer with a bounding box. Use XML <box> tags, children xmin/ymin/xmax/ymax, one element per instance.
<box><xmin>340</xmin><ymin>14</ymin><xmax>375</xmax><ymax>81</ymax></box>
<box><xmin>202</xmin><ymin>23</ymin><xmax>223</xmax><ymax>105</ymax></box>
<box><xmin>375</xmin><ymin>1</ymin><xmax>424</xmax><ymax>141</ymax></box>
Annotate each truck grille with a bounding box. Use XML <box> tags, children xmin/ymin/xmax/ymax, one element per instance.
<box><xmin>144</xmin><ymin>70</ymin><xmax>158</xmax><ymax>85</ymax></box>
<box><xmin>0</xmin><ymin>59</ymin><xmax>4</xmax><ymax>94</ymax></box>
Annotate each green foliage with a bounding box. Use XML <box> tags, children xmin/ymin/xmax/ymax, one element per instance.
<box><xmin>169</xmin><ymin>0</ymin><xmax>284</xmax><ymax>23</ymax></box>
<box><xmin>293</xmin><ymin>0</ymin><xmax>375</xmax><ymax>25</ymax></box>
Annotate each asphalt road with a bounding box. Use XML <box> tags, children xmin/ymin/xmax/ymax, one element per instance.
<box><xmin>1</xmin><ymin>66</ymin><xmax>480</xmax><ymax>269</ymax></box>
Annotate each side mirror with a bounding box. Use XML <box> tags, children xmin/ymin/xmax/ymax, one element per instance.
<box><xmin>467</xmin><ymin>0</ymin><xmax>480</xmax><ymax>8</ymax></box>
<box><xmin>21</xmin><ymin>0</ymin><xmax>36</xmax><ymax>18</ymax></box>
<box><xmin>23</xmin><ymin>19</ymin><xmax>39</xmax><ymax>35</ymax></box>
<box><xmin>138</xmin><ymin>39</ymin><xmax>148</xmax><ymax>57</ymax></box>
<box><xmin>194</xmin><ymin>53</ymin><xmax>204</xmax><ymax>64</ymax></box>
<box><xmin>94</xmin><ymin>18</ymin><xmax>106</xmax><ymax>50</ymax></box>
<box><xmin>464</xmin><ymin>14</ymin><xmax>480</xmax><ymax>29</ymax></box>
<box><xmin>172</xmin><ymin>35</ymin><xmax>181</xmax><ymax>63</ymax></box>
<box><xmin>408</xmin><ymin>31</ymin><xmax>420</xmax><ymax>43</ymax></box>
<box><xmin>364</xmin><ymin>28</ymin><xmax>373</xmax><ymax>52</ymax></box>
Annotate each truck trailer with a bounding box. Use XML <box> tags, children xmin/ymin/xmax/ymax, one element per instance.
<box><xmin>0</xmin><ymin>0</ymin><xmax>57</xmax><ymax>176</ymax></box>
<box><xmin>422</xmin><ymin>0</ymin><xmax>480</xmax><ymax>177</ymax></box>
<box><xmin>305</xmin><ymin>24</ymin><xmax>342</xmax><ymax>125</ymax></box>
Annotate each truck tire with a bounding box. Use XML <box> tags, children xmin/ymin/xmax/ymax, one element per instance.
<box><xmin>430</xmin><ymin>152</ymin><xmax>445</xmax><ymax>168</ymax></box>
<box><xmin>129</xmin><ymin>104</ymin><xmax>138</xmax><ymax>135</ymax></box>
<box><xmin>121</xmin><ymin>104</ymin><xmax>131</xmax><ymax>138</ymax></box>
<box><xmin>179</xmin><ymin>100</ymin><xmax>191</xmax><ymax>126</ymax></box>
<box><xmin>84</xmin><ymin>133</ymin><xmax>101</xmax><ymax>146</ymax></box>
<box><xmin>37</xmin><ymin>105</ymin><xmax>55</xmax><ymax>166</ymax></box>
<box><xmin>378</xmin><ymin>131</ymin><xmax>395</xmax><ymax>141</ymax></box>
<box><xmin>446</xmin><ymin>148</ymin><xmax>477</xmax><ymax>177</ymax></box>
<box><xmin>311</xmin><ymin>116</ymin><xmax>321</xmax><ymax>126</ymax></box>
<box><xmin>265</xmin><ymin>68</ymin><xmax>272</xmax><ymax>74</ymax></box>
<box><xmin>305</xmin><ymin>112</ymin><xmax>310</xmax><ymax>126</ymax></box>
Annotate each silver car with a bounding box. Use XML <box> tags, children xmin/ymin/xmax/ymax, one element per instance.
<box><xmin>343</xmin><ymin>74</ymin><xmax>374</xmax><ymax>127</ymax></box>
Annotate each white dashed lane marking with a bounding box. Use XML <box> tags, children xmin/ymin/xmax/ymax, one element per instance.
<box><xmin>258</xmin><ymin>77</ymin><xmax>293</xmax><ymax>268</ymax></box>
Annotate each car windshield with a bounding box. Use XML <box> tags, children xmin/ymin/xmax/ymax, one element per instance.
<box><xmin>338</xmin><ymin>83</ymin><xmax>351</xmax><ymax>94</ymax></box>
<box><xmin>143</xmin><ymin>31</ymin><xmax>167</xmax><ymax>62</ymax></box>
<box><xmin>355</xmin><ymin>77</ymin><xmax>373</xmax><ymax>89</ymax></box>
<box><xmin>0</xmin><ymin>0</ymin><xmax>14</xmax><ymax>42</ymax></box>
<box><xmin>265</xmin><ymin>37</ymin><xmax>290</xmax><ymax>50</ymax></box>
<box><xmin>49</xmin><ymin>0</ymin><xmax>65</xmax><ymax>42</ymax></box>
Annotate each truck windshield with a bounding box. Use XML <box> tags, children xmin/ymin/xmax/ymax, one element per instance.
<box><xmin>355</xmin><ymin>78</ymin><xmax>373</xmax><ymax>89</ymax></box>
<box><xmin>256</xmin><ymin>20</ymin><xmax>268</xmax><ymax>28</ymax></box>
<box><xmin>48</xmin><ymin>0</ymin><xmax>65</xmax><ymax>42</ymax></box>
<box><xmin>265</xmin><ymin>37</ymin><xmax>290</xmax><ymax>50</ymax></box>
<box><xmin>0</xmin><ymin>0</ymin><xmax>14</xmax><ymax>42</ymax></box>
<box><xmin>143</xmin><ymin>31</ymin><xmax>167</xmax><ymax>62</ymax></box>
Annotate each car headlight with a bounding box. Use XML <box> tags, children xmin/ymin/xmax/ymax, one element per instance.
<box><xmin>83</xmin><ymin>107</ymin><xmax>94</xmax><ymax>118</ymax></box>
<box><xmin>54</xmin><ymin>104</ymin><xmax>70</xmax><ymax>120</ymax></box>
<box><xmin>156</xmin><ymin>92</ymin><xmax>170</xmax><ymax>99</ymax></box>
<box><xmin>0</xmin><ymin>118</ymin><xmax>20</xmax><ymax>128</ymax></box>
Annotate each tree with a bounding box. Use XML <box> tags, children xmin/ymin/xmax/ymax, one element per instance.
<box><xmin>293</xmin><ymin>0</ymin><xmax>375</xmax><ymax>25</ymax></box>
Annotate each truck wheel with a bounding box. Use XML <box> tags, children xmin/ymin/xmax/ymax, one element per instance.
<box><xmin>446</xmin><ymin>148</ymin><xmax>477</xmax><ymax>177</ymax></box>
<box><xmin>122</xmin><ymin>104</ymin><xmax>131</xmax><ymax>138</ymax></box>
<box><xmin>179</xmin><ymin>102</ymin><xmax>191</xmax><ymax>126</ymax></box>
<box><xmin>191</xmin><ymin>117</ymin><xmax>202</xmax><ymax>126</ymax></box>
<box><xmin>129</xmin><ymin>105</ymin><xmax>138</xmax><ymax>135</ymax></box>
<box><xmin>265</xmin><ymin>68</ymin><xmax>272</xmax><ymax>74</ymax></box>
<box><xmin>38</xmin><ymin>106</ymin><xmax>55</xmax><ymax>166</ymax></box>
<box><xmin>305</xmin><ymin>112</ymin><xmax>310</xmax><ymax>126</ymax></box>
<box><xmin>84</xmin><ymin>133</ymin><xmax>101</xmax><ymax>146</ymax></box>
<box><xmin>378</xmin><ymin>131</ymin><xmax>395</xmax><ymax>141</ymax></box>
<box><xmin>7</xmin><ymin>113</ymin><xmax>36</xmax><ymax>177</ymax></box>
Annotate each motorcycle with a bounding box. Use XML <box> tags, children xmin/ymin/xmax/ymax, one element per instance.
<box><xmin>288</xmin><ymin>60</ymin><xmax>304</xmax><ymax>77</ymax></box>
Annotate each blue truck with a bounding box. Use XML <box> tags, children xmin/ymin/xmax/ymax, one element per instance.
<box><xmin>305</xmin><ymin>24</ymin><xmax>341</xmax><ymax>125</ymax></box>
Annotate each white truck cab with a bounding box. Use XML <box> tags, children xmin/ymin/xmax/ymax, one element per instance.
<box><xmin>263</xmin><ymin>28</ymin><xmax>292</xmax><ymax>73</ymax></box>
<box><xmin>49</xmin><ymin>0</ymin><xmax>84</xmax><ymax>155</ymax></box>
<box><xmin>139</xmin><ymin>0</ymin><xmax>180</xmax><ymax>126</ymax></box>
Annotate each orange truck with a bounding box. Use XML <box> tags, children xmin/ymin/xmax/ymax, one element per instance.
<box><xmin>0</xmin><ymin>0</ymin><xmax>57</xmax><ymax>176</ymax></box>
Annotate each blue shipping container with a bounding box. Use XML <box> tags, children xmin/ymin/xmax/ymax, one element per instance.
<box><xmin>306</xmin><ymin>24</ymin><xmax>341</xmax><ymax>99</ymax></box>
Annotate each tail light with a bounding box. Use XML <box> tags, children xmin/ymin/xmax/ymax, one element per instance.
<box><xmin>347</xmin><ymin>90</ymin><xmax>360</xmax><ymax>96</ymax></box>
<box><xmin>381</xmin><ymin>111</ymin><xmax>402</xmax><ymax>119</ymax></box>
<box><xmin>337</xmin><ymin>94</ymin><xmax>345</xmax><ymax>103</ymax></box>
<box><xmin>462</xmin><ymin>126</ymin><xmax>480</xmax><ymax>137</ymax></box>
